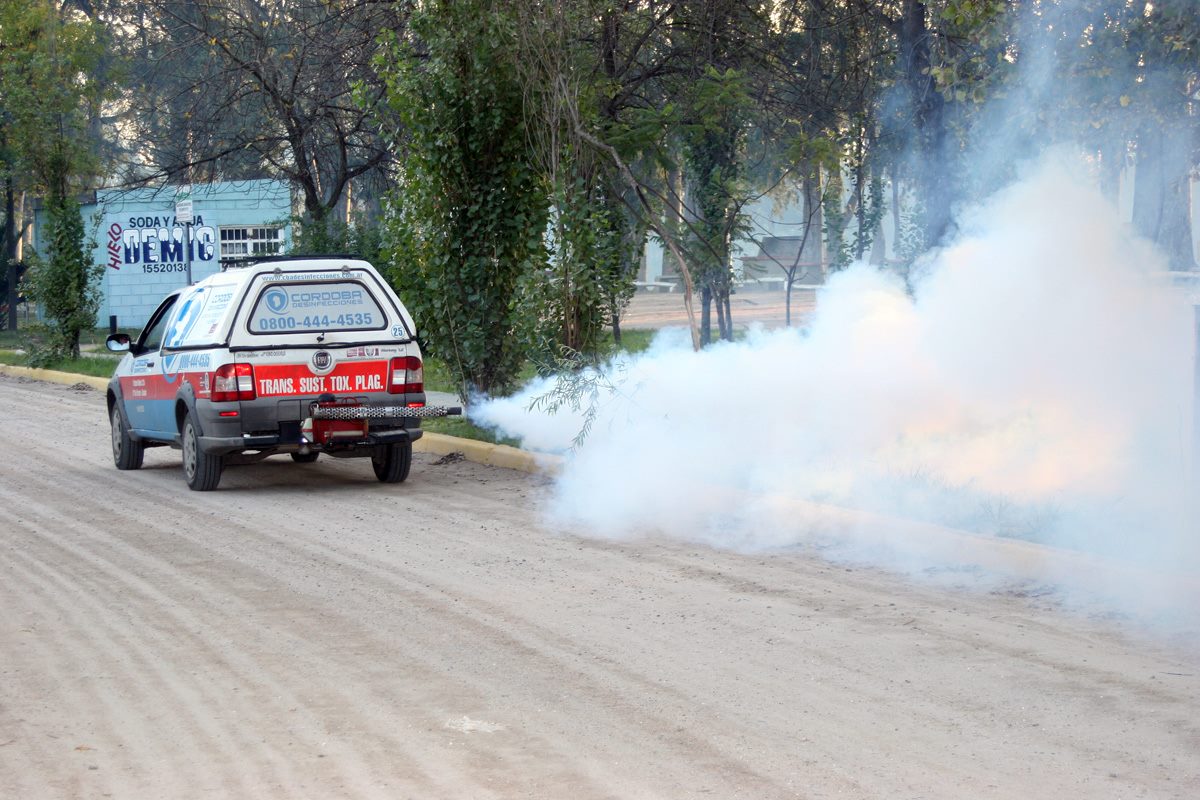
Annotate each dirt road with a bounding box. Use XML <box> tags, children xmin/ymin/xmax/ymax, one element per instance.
<box><xmin>2</xmin><ymin>373</ymin><xmax>1198</xmax><ymax>799</ymax></box>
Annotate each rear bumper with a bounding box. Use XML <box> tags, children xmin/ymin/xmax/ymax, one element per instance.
<box><xmin>196</xmin><ymin>393</ymin><xmax>428</xmax><ymax>455</ymax></box>
<box><xmin>199</xmin><ymin>427</ymin><xmax>423</xmax><ymax>455</ymax></box>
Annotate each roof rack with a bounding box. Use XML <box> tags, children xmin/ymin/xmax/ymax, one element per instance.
<box><xmin>222</xmin><ymin>253</ymin><xmax>368</xmax><ymax>271</ymax></box>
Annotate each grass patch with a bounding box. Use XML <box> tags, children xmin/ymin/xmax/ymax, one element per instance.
<box><xmin>421</xmin><ymin>353</ymin><xmax>541</xmax><ymax>395</ymax></box>
<box><xmin>420</xmin><ymin>355</ymin><xmax>458</xmax><ymax>394</ymax></box>
<box><xmin>603</xmin><ymin>328</ymin><xmax>656</xmax><ymax>354</ymax></box>
<box><xmin>0</xmin><ymin>325</ymin><xmax>132</xmax><ymax>351</ymax></box>
<box><xmin>422</xmin><ymin>415</ymin><xmax>521</xmax><ymax>448</ymax></box>
<box><xmin>0</xmin><ymin>349</ymin><xmax>119</xmax><ymax>378</ymax></box>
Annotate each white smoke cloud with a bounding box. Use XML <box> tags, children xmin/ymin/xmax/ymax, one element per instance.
<box><xmin>471</xmin><ymin>152</ymin><xmax>1200</xmax><ymax>626</ymax></box>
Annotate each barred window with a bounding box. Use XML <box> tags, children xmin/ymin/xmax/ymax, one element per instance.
<box><xmin>219</xmin><ymin>225</ymin><xmax>284</xmax><ymax>263</ymax></box>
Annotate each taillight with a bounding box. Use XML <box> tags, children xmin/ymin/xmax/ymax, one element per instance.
<box><xmin>211</xmin><ymin>363</ymin><xmax>256</xmax><ymax>402</ymax></box>
<box><xmin>388</xmin><ymin>356</ymin><xmax>423</xmax><ymax>394</ymax></box>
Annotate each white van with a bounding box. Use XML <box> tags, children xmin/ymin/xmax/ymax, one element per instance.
<box><xmin>105</xmin><ymin>256</ymin><xmax>458</xmax><ymax>490</ymax></box>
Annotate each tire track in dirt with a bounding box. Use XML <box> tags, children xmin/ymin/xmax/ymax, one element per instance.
<box><xmin>0</xmin><ymin>383</ymin><xmax>739</xmax><ymax>796</ymax></box>
<box><xmin>0</xmin><ymin>378</ymin><xmax>834</xmax><ymax>796</ymax></box>
<box><xmin>0</xmin><ymin>480</ymin><xmax>433</xmax><ymax>797</ymax></box>
<box><xmin>2</xmin><ymin>519</ymin><xmax>264</xmax><ymax>797</ymax></box>
<box><xmin>3</xmin><ymin>374</ymin><xmax>1200</xmax><ymax>799</ymax></box>
<box><xmin>96</xmin><ymin>474</ymin><xmax>798</xmax><ymax>797</ymax></box>
<box><xmin>0</xmin><ymin>394</ymin><xmax>473</xmax><ymax>795</ymax></box>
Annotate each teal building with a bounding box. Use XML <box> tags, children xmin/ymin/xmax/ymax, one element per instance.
<box><xmin>35</xmin><ymin>179</ymin><xmax>292</xmax><ymax>330</ymax></box>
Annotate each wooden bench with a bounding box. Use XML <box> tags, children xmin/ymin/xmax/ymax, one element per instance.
<box><xmin>738</xmin><ymin>275</ymin><xmax>787</xmax><ymax>291</ymax></box>
<box><xmin>634</xmin><ymin>280</ymin><xmax>678</xmax><ymax>293</ymax></box>
<box><xmin>739</xmin><ymin>236</ymin><xmax>823</xmax><ymax>289</ymax></box>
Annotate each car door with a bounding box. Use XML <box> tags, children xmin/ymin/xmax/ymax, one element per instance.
<box><xmin>121</xmin><ymin>293</ymin><xmax>179</xmax><ymax>436</ymax></box>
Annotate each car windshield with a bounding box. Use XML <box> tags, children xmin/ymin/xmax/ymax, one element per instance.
<box><xmin>246</xmin><ymin>280</ymin><xmax>386</xmax><ymax>334</ymax></box>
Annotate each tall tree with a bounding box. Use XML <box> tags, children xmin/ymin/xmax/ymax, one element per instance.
<box><xmin>34</xmin><ymin>162</ymin><xmax>103</xmax><ymax>358</ymax></box>
<box><xmin>113</xmin><ymin>0</ymin><xmax>402</xmax><ymax>235</ymax></box>
<box><xmin>589</xmin><ymin>2</ymin><xmax>677</xmax><ymax>345</ymax></box>
<box><xmin>0</xmin><ymin>0</ymin><xmax>108</xmax><ymax>334</ymax></box>
<box><xmin>896</xmin><ymin>0</ymin><xmax>953</xmax><ymax>247</ymax></box>
<box><xmin>767</xmin><ymin>0</ymin><xmax>892</xmax><ymax>298</ymax></box>
<box><xmin>954</xmin><ymin>0</ymin><xmax>1197</xmax><ymax>269</ymax></box>
<box><xmin>516</xmin><ymin>0</ymin><xmax>683</xmax><ymax>354</ymax></box>
<box><xmin>1123</xmin><ymin>0</ymin><xmax>1197</xmax><ymax>271</ymax></box>
<box><xmin>377</xmin><ymin>0</ymin><xmax>548</xmax><ymax>397</ymax></box>
<box><xmin>674</xmin><ymin>0</ymin><xmax>767</xmax><ymax>344</ymax></box>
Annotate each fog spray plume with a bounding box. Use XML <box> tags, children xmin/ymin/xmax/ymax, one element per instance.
<box><xmin>473</xmin><ymin>152</ymin><xmax>1199</xmax><ymax>625</ymax></box>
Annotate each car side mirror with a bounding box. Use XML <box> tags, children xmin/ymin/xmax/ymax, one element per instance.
<box><xmin>106</xmin><ymin>332</ymin><xmax>132</xmax><ymax>353</ymax></box>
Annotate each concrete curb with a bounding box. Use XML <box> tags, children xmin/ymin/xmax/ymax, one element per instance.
<box><xmin>0</xmin><ymin>363</ymin><xmax>559</xmax><ymax>476</ymax></box>
<box><xmin>0</xmin><ymin>363</ymin><xmax>109</xmax><ymax>391</ymax></box>
<box><xmin>414</xmin><ymin>433</ymin><xmax>561</xmax><ymax>475</ymax></box>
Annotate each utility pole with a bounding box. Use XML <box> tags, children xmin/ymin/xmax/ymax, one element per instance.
<box><xmin>175</xmin><ymin>186</ymin><xmax>194</xmax><ymax>285</ymax></box>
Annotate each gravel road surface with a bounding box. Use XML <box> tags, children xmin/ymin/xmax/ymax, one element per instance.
<box><xmin>1</xmin><ymin>374</ymin><xmax>1198</xmax><ymax>799</ymax></box>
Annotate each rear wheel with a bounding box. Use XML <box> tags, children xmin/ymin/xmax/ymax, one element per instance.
<box><xmin>182</xmin><ymin>411</ymin><xmax>222</xmax><ymax>491</ymax></box>
<box><xmin>372</xmin><ymin>441</ymin><xmax>412</xmax><ymax>484</ymax></box>
<box><xmin>111</xmin><ymin>405</ymin><xmax>144</xmax><ymax>470</ymax></box>
<box><xmin>290</xmin><ymin>451</ymin><xmax>319</xmax><ymax>464</ymax></box>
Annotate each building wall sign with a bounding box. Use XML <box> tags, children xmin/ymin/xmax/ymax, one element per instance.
<box><xmin>34</xmin><ymin>178</ymin><xmax>292</xmax><ymax>329</ymax></box>
<box><xmin>107</xmin><ymin>217</ymin><xmax>217</xmax><ymax>273</ymax></box>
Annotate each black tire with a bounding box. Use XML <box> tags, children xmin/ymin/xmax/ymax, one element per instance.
<box><xmin>290</xmin><ymin>451</ymin><xmax>319</xmax><ymax>464</ymax></box>
<box><xmin>182</xmin><ymin>411</ymin><xmax>222</xmax><ymax>491</ymax></box>
<box><xmin>372</xmin><ymin>441</ymin><xmax>412</xmax><ymax>484</ymax></box>
<box><xmin>111</xmin><ymin>404</ymin><xmax>144</xmax><ymax>470</ymax></box>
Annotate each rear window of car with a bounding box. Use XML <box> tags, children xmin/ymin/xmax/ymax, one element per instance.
<box><xmin>247</xmin><ymin>281</ymin><xmax>386</xmax><ymax>334</ymax></box>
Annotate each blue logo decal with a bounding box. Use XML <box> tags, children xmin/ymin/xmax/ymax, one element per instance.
<box><xmin>165</xmin><ymin>288</ymin><xmax>205</xmax><ymax>348</ymax></box>
<box><xmin>161</xmin><ymin>353</ymin><xmax>180</xmax><ymax>384</ymax></box>
<box><xmin>264</xmin><ymin>288</ymin><xmax>289</xmax><ymax>314</ymax></box>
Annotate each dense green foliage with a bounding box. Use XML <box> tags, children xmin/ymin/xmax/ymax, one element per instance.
<box><xmin>513</xmin><ymin>1</ymin><xmax>676</xmax><ymax>352</ymax></box>
<box><xmin>543</xmin><ymin>178</ymin><xmax>627</xmax><ymax>355</ymax></box>
<box><xmin>680</xmin><ymin>64</ymin><xmax>754</xmax><ymax>343</ymax></box>
<box><xmin>376</xmin><ymin>0</ymin><xmax>549</xmax><ymax>398</ymax></box>
<box><xmin>3</xmin><ymin>0</ymin><xmax>1199</xmax><ymax>375</ymax></box>
<box><xmin>27</xmin><ymin>189</ymin><xmax>102</xmax><ymax>359</ymax></box>
<box><xmin>1</xmin><ymin>0</ymin><xmax>107</xmax><ymax>341</ymax></box>
<box><xmin>289</xmin><ymin>216</ymin><xmax>385</xmax><ymax>266</ymax></box>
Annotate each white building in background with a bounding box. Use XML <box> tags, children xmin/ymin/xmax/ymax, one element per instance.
<box><xmin>638</xmin><ymin>181</ymin><xmax>905</xmax><ymax>291</ymax></box>
<box><xmin>638</xmin><ymin>169</ymin><xmax>1200</xmax><ymax>289</ymax></box>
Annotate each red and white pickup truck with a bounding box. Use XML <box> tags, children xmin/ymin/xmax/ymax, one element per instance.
<box><xmin>105</xmin><ymin>255</ymin><xmax>459</xmax><ymax>490</ymax></box>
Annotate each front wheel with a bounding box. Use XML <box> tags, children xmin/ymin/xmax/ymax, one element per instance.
<box><xmin>182</xmin><ymin>411</ymin><xmax>222</xmax><ymax>491</ymax></box>
<box><xmin>111</xmin><ymin>405</ymin><xmax>144</xmax><ymax>470</ymax></box>
<box><xmin>290</xmin><ymin>451</ymin><xmax>319</xmax><ymax>464</ymax></box>
<box><xmin>372</xmin><ymin>441</ymin><xmax>412</xmax><ymax>484</ymax></box>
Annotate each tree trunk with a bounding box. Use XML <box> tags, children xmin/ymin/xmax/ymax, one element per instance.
<box><xmin>1097</xmin><ymin>139</ymin><xmax>1123</xmax><ymax>206</ymax></box>
<box><xmin>1133</xmin><ymin>123</ymin><xmax>1195</xmax><ymax>271</ymax></box>
<box><xmin>801</xmin><ymin>167</ymin><xmax>824</xmax><ymax>279</ymax></box>
<box><xmin>900</xmin><ymin>0</ymin><xmax>952</xmax><ymax>249</ymax></box>
<box><xmin>664</xmin><ymin>165</ymin><xmax>684</xmax><ymax>280</ymax></box>
<box><xmin>714</xmin><ymin>288</ymin><xmax>728</xmax><ymax>341</ymax></box>
<box><xmin>892</xmin><ymin>161</ymin><xmax>902</xmax><ymax>255</ymax></box>
<box><xmin>854</xmin><ymin>154</ymin><xmax>868</xmax><ymax>261</ymax></box>
<box><xmin>4</xmin><ymin>174</ymin><xmax>18</xmax><ymax>332</ymax></box>
<box><xmin>785</xmin><ymin>274</ymin><xmax>794</xmax><ymax>327</ymax></box>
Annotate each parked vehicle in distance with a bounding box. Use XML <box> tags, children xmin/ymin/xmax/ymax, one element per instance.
<box><xmin>105</xmin><ymin>255</ymin><xmax>459</xmax><ymax>490</ymax></box>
